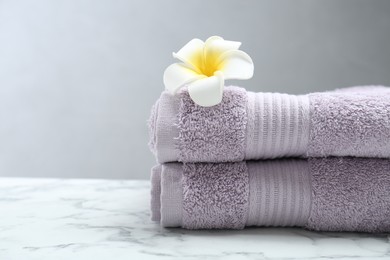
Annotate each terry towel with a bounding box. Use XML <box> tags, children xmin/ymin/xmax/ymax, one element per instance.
<box><xmin>151</xmin><ymin>157</ymin><xmax>390</xmax><ymax>232</ymax></box>
<box><xmin>149</xmin><ymin>85</ymin><xmax>390</xmax><ymax>163</ymax></box>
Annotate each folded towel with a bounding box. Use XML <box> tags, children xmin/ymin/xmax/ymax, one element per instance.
<box><xmin>148</xmin><ymin>86</ymin><xmax>390</xmax><ymax>163</ymax></box>
<box><xmin>151</xmin><ymin>157</ymin><xmax>390</xmax><ymax>232</ymax></box>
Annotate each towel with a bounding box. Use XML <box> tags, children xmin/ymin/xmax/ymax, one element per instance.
<box><xmin>150</xmin><ymin>157</ymin><xmax>390</xmax><ymax>232</ymax></box>
<box><xmin>148</xmin><ymin>86</ymin><xmax>390</xmax><ymax>163</ymax></box>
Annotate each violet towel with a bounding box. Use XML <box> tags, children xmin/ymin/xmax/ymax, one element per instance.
<box><xmin>150</xmin><ymin>157</ymin><xmax>390</xmax><ymax>232</ymax></box>
<box><xmin>148</xmin><ymin>86</ymin><xmax>390</xmax><ymax>163</ymax></box>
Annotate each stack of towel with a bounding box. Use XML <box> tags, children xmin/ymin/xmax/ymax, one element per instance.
<box><xmin>148</xmin><ymin>85</ymin><xmax>390</xmax><ymax>232</ymax></box>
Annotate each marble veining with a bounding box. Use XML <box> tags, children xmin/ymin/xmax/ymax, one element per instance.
<box><xmin>0</xmin><ymin>178</ymin><xmax>389</xmax><ymax>260</ymax></box>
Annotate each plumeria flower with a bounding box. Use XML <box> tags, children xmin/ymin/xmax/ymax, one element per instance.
<box><xmin>163</xmin><ymin>36</ymin><xmax>254</xmax><ymax>107</ymax></box>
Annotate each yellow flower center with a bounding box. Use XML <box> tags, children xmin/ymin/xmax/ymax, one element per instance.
<box><xmin>189</xmin><ymin>49</ymin><xmax>223</xmax><ymax>77</ymax></box>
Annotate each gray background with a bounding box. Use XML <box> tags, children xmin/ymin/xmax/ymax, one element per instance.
<box><xmin>0</xmin><ymin>0</ymin><xmax>389</xmax><ymax>179</ymax></box>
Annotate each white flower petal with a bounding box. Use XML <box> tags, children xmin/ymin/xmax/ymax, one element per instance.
<box><xmin>163</xmin><ymin>63</ymin><xmax>205</xmax><ymax>94</ymax></box>
<box><xmin>218</xmin><ymin>50</ymin><xmax>254</xmax><ymax>80</ymax></box>
<box><xmin>205</xmin><ymin>36</ymin><xmax>224</xmax><ymax>43</ymax></box>
<box><xmin>204</xmin><ymin>36</ymin><xmax>241</xmax><ymax>55</ymax></box>
<box><xmin>187</xmin><ymin>71</ymin><xmax>224</xmax><ymax>107</ymax></box>
<box><xmin>204</xmin><ymin>36</ymin><xmax>241</xmax><ymax>66</ymax></box>
<box><xmin>172</xmin><ymin>38</ymin><xmax>204</xmax><ymax>73</ymax></box>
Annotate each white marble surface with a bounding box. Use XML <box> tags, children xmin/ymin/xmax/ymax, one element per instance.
<box><xmin>0</xmin><ymin>178</ymin><xmax>389</xmax><ymax>260</ymax></box>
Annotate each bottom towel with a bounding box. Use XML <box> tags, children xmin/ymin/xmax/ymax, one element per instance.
<box><xmin>151</xmin><ymin>158</ymin><xmax>390</xmax><ymax>232</ymax></box>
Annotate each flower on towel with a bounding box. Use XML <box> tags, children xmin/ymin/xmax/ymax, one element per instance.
<box><xmin>163</xmin><ymin>36</ymin><xmax>254</xmax><ymax>107</ymax></box>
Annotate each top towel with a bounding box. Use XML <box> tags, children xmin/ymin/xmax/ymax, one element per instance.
<box><xmin>149</xmin><ymin>85</ymin><xmax>390</xmax><ymax>163</ymax></box>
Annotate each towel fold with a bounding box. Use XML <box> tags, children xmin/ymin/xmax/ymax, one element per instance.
<box><xmin>151</xmin><ymin>157</ymin><xmax>390</xmax><ymax>232</ymax></box>
<box><xmin>149</xmin><ymin>86</ymin><xmax>390</xmax><ymax>163</ymax></box>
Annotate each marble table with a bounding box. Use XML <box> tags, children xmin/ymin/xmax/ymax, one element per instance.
<box><xmin>0</xmin><ymin>178</ymin><xmax>389</xmax><ymax>260</ymax></box>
